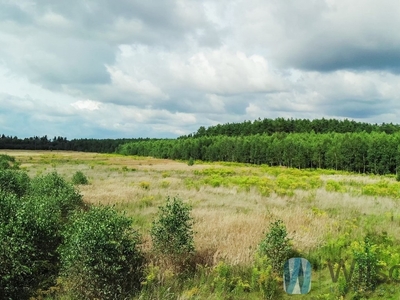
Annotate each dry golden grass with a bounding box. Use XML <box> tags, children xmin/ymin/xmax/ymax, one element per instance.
<box><xmin>3</xmin><ymin>150</ymin><xmax>398</xmax><ymax>267</ymax></box>
<box><xmin>320</xmin><ymin>174</ymin><xmax>384</xmax><ymax>183</ymax></box>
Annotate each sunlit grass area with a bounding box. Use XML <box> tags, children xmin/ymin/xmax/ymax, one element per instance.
<box><xmin>3</xmin><ymin>150</ymin><xmax>400</xmax><ymax>299</ymax></box>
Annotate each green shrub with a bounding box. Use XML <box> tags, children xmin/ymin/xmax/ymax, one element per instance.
<box><xmin>139</xmin><ymin>181</ymin><xmax>150</xmax><ymax>190</ymax></box>
<box><xmin>211</xmin><ymin>261</ymin><xmax>251</xmax><ymax>296</ymax></box>
<box><xmin>0</xmin><ymin>169</ymin><xmax>30</xmax><ymax>197</ymax></box>
<box><xmin>0</xmin><ymin>171</ymin><xmax>86</xmax><ymax>299</ymax></box>
<box><xmin>251</xmin><ymin>254</ymin><xmax>281</xmax><ymax>299</ymax></box>
<box><xmin>71</xmin><ymin>170</ymin><xmax>89</xmax><ymax>185</ymax></box>
<box><xmin>0</xmin><ymin>154</ymin><xmax>20</xmax><ymax>170</ymax></box>
<box><xmin>188</xmin><ymin>157</ymin><xmax>195</xmax><ymax>166</ymax></box>
<box><xmin>0</xmin><ymin>194</ymin><xmax>27</xmax><ymax>300</ymax></box>
<box><xmin>325</xmin><ymin>180</ymin><xmax>346</xmax><ymax>193</ymax></box>
<box><xmin>0</xmin><ymin>192</ymin><xmax>62</xmax><ymax>299</ymax></box>
<box><xmin>0</xmin><ymin>210</ymin><xmax>37</xmax><ymax>299</ymax></box>
<box><xmin>350</xmin><ymin>236</ymin><xmax>380</xmax><ymax>292</ymax></box>
<box><xmin>17</xmin><ymin>195</ymin><xmax>63</xmax><ymax>289</ymax></box>
<box><xmin>151</xmin><ymin>196</ymin><xmax>195</xmax><ymax>260</ymax></box>
<box><xmin>259</xmin><ymin>220</ymin><xmax>293</xmax><ymax>274</ymax></box>
<box><xmin>59</xmin><ymin>206</ymin><xmax>144</xmax><ymax>300</ymax></box>
<box><xmin>30</xmin><ymin>172</ymin><xmax>84</xmax><ymax>218</ymax></box>
<box><xmin>0</xmin><ymin>191</ymin><xmax>19</xmax><ymax>224</ymax></box>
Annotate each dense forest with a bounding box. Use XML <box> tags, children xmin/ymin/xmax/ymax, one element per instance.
<box><xmin>116</xmin><ymin>118</ymin><xmax>400</xmax><ymax>175</ymax></box>
<box><xmin>118</xmin><ymin>131</ymin><xmax>400</xmax><ymax>175</ymax></box>
<box><xmin>0</xmin><ymin>135</ymin><xmax>152</xmax><ymax>153</ymax></box>
<box><xmin>182</xmin><ymin>117</ymin><xmax>400</xmax><ymax>138</ymax></box>
<box><xmin>2</xmin><ymin>118</ymin><xmax>399</xmax><ymax>153</ymax></box>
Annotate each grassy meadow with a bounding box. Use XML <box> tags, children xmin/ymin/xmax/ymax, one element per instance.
<box><xmin>3</xmin><ymin>150</ymin><xmax>400</xmax><ymax>299</ymax></box>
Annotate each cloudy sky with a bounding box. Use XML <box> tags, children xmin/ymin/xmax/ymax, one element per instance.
<box><xmin>1</xmin><ymin>0</ymin><xmax>400</xmax><ymax>138</ymax></box>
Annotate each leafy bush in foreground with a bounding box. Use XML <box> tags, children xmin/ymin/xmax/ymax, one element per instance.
<box><xmin>0</xmin><ymin>192</ymin><xmax>63</xmax><ymax>299</ymax></box>
<box><xmin>0</xmin><ymin>168</ymin><xmax>86</xmax><ymax>299</ymax></box>
<box><xmin>59</xmin><ymin>206</ymin><xmax>144</xmax><ymax>300</ymax></box>
<box><xmin>0</xmin><ymin>154</ymin><xmax>20</xmax><ymax>170</ymax></box>
<box><xmin>0</xmin><ymin>162</ymin><xmax>144</xmax><ymax>300</ymax></box>
<box><xmin>0</xmin><ymin>169</ymin><xmax>30</xmax><ymax>197</ymax></box>
<box><xmin>29</xmin><ymin>171</ymin><xmax>85</xmax><ymax>218</ymax></box>
<box><xmin>0</xmin><ymin>192</ymin><xmax>34</xmax><ymax>299</ymax></box>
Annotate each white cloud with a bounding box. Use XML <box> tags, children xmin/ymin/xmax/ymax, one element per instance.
<box><xmin>39</xmin><ymin>11</ymin><xmax>72</xmax><ymax>30</ymax></box>
<box><xmin>206</xmin><ymin>94</ymin><xmax>225</xmax><ymax>113</ymax></box>
<box><xmin>178</xmin><ymin>49</ymin><xmax>285</xmax><ymax>94</ymax></box>
<box><xmin>71</xmin><ymin>100</ymin><xmax>101</xmax><ymax>111</ymax></box>
<box><xmin>106</xmin><ymin>66</ymin><xmax>167</xmax><ymax>99</ymax></box>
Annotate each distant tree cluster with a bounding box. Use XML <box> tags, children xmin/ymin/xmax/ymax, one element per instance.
<box><xmin>118</xmin><ymin>131</ymin><xmax>400</xmax><ymax>175</ymax></box>
<box><xmin>182</xmin><ymin>118</ymin><xmax>400</xmax><ymax>138</ymax></box>
<box><xmin>0</xmin><ymin>135</ymin><xmax>150</xmax><ymax>153</ymax></box>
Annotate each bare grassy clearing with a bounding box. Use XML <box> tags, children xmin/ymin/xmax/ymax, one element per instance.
<box><xmin>3</xmin><ymin>150</ymin><xmax>399</xmax><ymax>267</ymax></box>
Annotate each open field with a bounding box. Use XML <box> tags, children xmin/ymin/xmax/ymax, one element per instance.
<box><xmin>3</xmin><ymin>150</ymin><xmax>400</xmax><ymax>299</ymax></box>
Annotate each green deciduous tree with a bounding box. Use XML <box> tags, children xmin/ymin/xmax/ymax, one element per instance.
<box><xmin>151</xmin><ymin>196</ymin><xmax>195</xmax><ymax>261</ymax></box>
<box><xmin>29</xmin><ymin>172</ymin><xmax>84</xmax><ymax>218</ymax></box>
<box><xmin>59</xmin><ymin>206</ymin><xmax>144</xmax><ymax>300</ymax></box>
<box><xmin>259</xmin><ymin>220</ymin><xmax>293</xmax><ymax>274</ymax></box>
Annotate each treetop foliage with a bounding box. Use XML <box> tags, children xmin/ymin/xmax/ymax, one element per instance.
<box><xmin>181</xmin><ymin>117</ymin><xmax>400</xmax><ymax>138</ymax></box>
<box><xmin>0</xmin><ymin>135</ymin><xmax>154</xmax><ymax>153</ymax></box>
<box><xmin>1</xmin><ymin>118</ymin><xmax>400</xmax><ymax>154</ymax></box>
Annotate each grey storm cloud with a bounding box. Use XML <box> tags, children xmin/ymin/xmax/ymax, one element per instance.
<box><xmin>230</xmin><ymin>0</ymin><xmax>400</xmax><ymax>72</ymax></box>
<box><xmin>27</xmin><ymin>0</ymin><xmax>220</xmax><ymax>47</ymax></box>
<box><xmin>327</xmin><ymin>100</ymin><xmax>391</xmax><ymax>119</ymax></box>
<box><xmin>269</xmin><ymin>1</ymin><xmax>400</xmax><ymax>72</ymax></box>
<box><xmin>2</xmin><ymin>0</ymin><xmax>400</xmax><ymax>138</ymax></box>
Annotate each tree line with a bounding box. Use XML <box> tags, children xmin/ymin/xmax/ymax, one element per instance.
<box><xmin>182</xmin><ymin>118</ymin><xmax>400</xmax><ymax>138</ymax></box>
<box><xmin>118</xmin><ymin>131</ymin><xmax>400</xmax><ymax>175</ymax></box>
<box><xmin>0</xmin><ymin>135</ymin><xmax>152</xmax><ymax>153</ymax></box>
<box><xmin>3</xmin><ymin>118</ymin><xmax>400</xmax><ymax>175</ymax></box>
